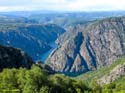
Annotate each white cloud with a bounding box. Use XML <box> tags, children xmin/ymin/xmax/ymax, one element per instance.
<box><xmin>0</xmin><ymin>6</ymin><xmax>34</xmax><ymax>12</ymax></box>
<box><xmin>0</xmin><ymin>0</ymin><xmax>125</xmax><ymax>11</ymax></box>
<box><xmin>67</xmin><ymin>0</ymin><xmax>125</xmax><ymax>11</ymax></box>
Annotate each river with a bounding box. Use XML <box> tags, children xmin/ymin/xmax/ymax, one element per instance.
<box><xmin>40</xmin><ymin>41</ymin><xmax>58</xmax><ymax>62</ymax></box>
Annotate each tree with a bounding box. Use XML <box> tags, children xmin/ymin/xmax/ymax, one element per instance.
<box><xmin>23</xmin><ymin>65</ymin><xmax>48</xmax><ymax>93</ymax></box>
<box><xmin>0</xmin><ymin>68</ymin><xmax>18</xmax><ymax>90</ymax></box>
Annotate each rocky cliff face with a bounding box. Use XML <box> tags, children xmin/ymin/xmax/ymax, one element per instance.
<box><xmin>97</xmin><ymin>62</ymin><xmax>125</xmax><ymax>85</ymax></box>
<box><xmin>47</xmin><ymin>17</ymin><xmax>125</xmax><ymax>74</ymax></box>
<box><xmin>0</xmin><ymin>45</ymin><xmax>34</xmax><ymax>71</ymax></box>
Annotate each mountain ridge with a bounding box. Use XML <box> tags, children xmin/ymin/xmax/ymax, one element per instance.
<box><xmin>47</xmin><ymin>16</ymin><xmax>125</xmax><ymax>75</ymax></box>
<box><xmin>0</xmin><ymin>23</ymin><xmax>65</xmax><ymax>60</ymax></box>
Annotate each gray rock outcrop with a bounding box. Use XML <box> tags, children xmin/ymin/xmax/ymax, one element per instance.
<box><xmin>97</xmin><ymin>62</ymin><xmax>125</xmax><ymax>85</ymax></box>
<box><xmin>47</xmin><ymin>17</ymin><xmax>125</xmax><ymax>74</ymax></box>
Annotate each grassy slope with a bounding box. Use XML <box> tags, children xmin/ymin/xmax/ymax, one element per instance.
<box><xmin>75</xmin><ymin>56</ymin><xmax>125</xmax><ymax>84</ymax></box>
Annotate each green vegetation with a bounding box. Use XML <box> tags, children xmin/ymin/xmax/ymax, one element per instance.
<box><xmin>77</xmin><ymin>56</ymin><xmax>125</xmax><ymax>83</ymax></box>
<box><xmin>0</xmin><ymin>65</ymin><xmax>91</xmax><ymax>93</ymax></box>
<box><xmin>0</xmin><ymin>56</ymin><xmax>125</xmax><ymax>93</ymax></box>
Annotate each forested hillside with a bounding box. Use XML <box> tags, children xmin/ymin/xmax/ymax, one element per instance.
<box><xmin>0</xmin><ymin>23</ymin><xmax>65</xmax><ymax>60</ymax></box>
<box><xmin>0</xmin><ymin>56</ymin><xmax>125</xmax><ymax>93</ymax></box>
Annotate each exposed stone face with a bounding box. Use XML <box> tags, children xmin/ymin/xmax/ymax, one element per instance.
<box><xmin>47</xmin><ymin>17</ymin><xmax>125</xmax><ymax>74</ymax></box>
<box><xmin>70</xmin><ymin>53</ymin><xmax>88</xmax><ymax>72</ymax></box>
<box><xmin>0</xmin><ymin>45</ymin><xmax>34</xmax><ymax>70</ymax></box>
<box><xmin>48</xmin><ymin>32</ymin><xmax>84</xmax><ymax>72</ymax></box>
<box><xmin>87</xmin><ymin>28</ymin><xmax>123</xmax><ymax>69</ymax></box>
<box><xmin>97</xmin><ymin>63</ymin><xmax>125</xmax><ymax>85</ymax></box>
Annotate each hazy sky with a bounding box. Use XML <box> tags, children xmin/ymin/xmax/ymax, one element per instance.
<box><xmin>0</xmin><ymin>0</ymin><xmax>125</xmax><ymax>11</ymax></box>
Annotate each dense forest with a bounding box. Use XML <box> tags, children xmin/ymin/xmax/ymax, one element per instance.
<box><xmin>0</xmin><ymin>63</ymin><xmax>125</xmax><ymax>93</ymax></box>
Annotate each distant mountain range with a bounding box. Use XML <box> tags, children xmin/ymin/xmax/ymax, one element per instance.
<box><xmin>1</xmin><ymin>11</ymin><xmax>125</xmax><ymax>27</ymax></box>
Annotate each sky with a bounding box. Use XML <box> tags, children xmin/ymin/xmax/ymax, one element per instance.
<box><xmin>0</xmin><ymin>0</ymin><xmax>125</xmax><ymax>12</ymax></box>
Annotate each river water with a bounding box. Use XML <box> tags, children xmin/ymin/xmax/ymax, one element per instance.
<box><xmin>40</xmin><ymin>41</ymin><xmax>58</xmax><ymax>62</ymax></box>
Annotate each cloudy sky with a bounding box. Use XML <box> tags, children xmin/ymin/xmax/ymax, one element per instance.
<box><xmin>0</xmin><ymin>0</ymin><xmax>125</xmax><ymax>12</ymax></box>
